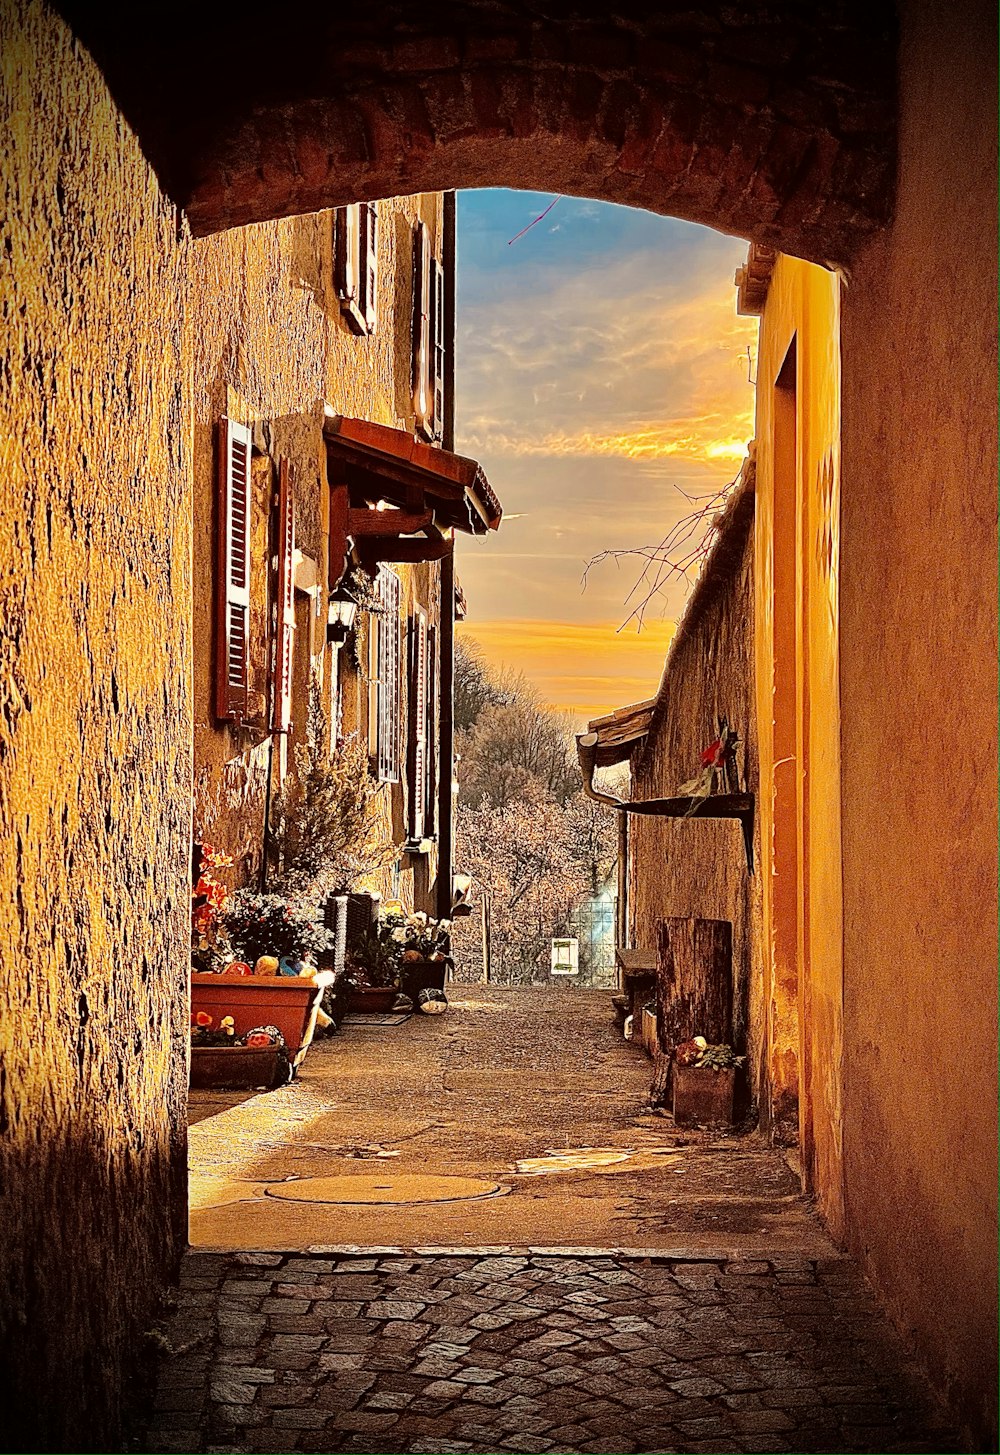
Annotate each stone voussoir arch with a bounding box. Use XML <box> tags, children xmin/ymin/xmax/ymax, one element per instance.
<box><xmin>58</xmin><ymin>0</ymin><xmax>896</xmax><ymax>263</ymax></box>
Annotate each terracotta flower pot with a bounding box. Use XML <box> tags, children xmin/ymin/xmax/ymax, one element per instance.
<box><xmin>346</xmin><ymin>985</ymin><xmax>398</xmax><ymax>1014</ymax></box>
<box><xmin>190</xmin><ymin>972</ymin><xmax>321</xmax><ymax>1059</ymax></box>
<box><xmin>400</xmin><ymin>958</ymin><xmax>447</xmax><ymax>1002</ymax></box>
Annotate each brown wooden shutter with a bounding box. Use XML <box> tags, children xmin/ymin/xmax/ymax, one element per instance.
<box><xmin>361</xmin><ymin>200</ymin><xmax>379</xmax><ymax>334</ymax></box>
<box><xmin>432</xmin><ymin>257</ymin><xmax>446</xmax><ymax>442</ymax></box>
<box><xmin>408</xmin><ymin>611</ymin><xmax>428</xmax><ymax>839</ymax></box>
<box><xmin>412</xmin><ymin>220</ymin><xmax>432</xmax><ymax>434</ymax></box>
<box><xmin>273</xmin><ymin>457</ymin><xmax>296</xmax><ymax>734</ymax></box>
<box><xmin>215</xmin><ymin>417</ymin><xmax>252</xmax><ymax>722</ymax></box>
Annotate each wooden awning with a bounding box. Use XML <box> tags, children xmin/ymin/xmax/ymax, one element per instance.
<box><xmin>325</xmin><ymin>415</ymin><xmax>502</xmax><ymax>535</ymax></box>
<box><xmin>582</xmin><ymin>698</ymin><xmax>657</xmax><ymax>768</ymax></box>
<box><xmin>325</xmin><ymin>415</ymin><xmax>502</xmax><ymax>586</ymax></box>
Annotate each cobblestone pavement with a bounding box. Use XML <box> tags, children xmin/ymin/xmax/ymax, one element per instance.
<box><xmin>146</xmin><ymin>1248</ymin><xmax>963</xmax><ymax>1454</ymax></box>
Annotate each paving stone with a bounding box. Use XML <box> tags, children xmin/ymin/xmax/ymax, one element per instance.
<box><xmin>147</xmin><ymin>1247</ymin><xmax>963</xmax><ymax>1455</ymax></box>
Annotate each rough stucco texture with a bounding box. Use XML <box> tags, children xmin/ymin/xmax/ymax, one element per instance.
<box><xmin>0</xmin><ymin>5</ymin><xmax>192</xmax><ymax>1449</ymax></box>
<box><xmin>839</xmin><ymin>0</ymin><xmax>998</xmax><ymax>1444</ymax></box>
<box><xmin>629</xmin><ymin>482</ymin><xmax>763</xmax><ymax>1107</ymax></box>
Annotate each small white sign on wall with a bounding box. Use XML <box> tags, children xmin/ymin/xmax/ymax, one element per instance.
<box><xmin>551</xmin><ymin>938</ymin><xmax>579</xmax><ymax>975</ymax></box>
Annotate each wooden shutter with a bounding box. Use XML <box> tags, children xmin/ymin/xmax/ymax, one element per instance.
<box><xmin>432</xmin><ymin>257</ymin><xmax>446</xmax><ymax>442</ymax></box>
<box><xmin>215</xmin><ymin>417</ymin><xmax>252</xmax><ymax>722</ymax></box>
<box><xmin>425</xmin><ymin>624</ymin><xmax>437</xmax><ymax>834</ymax></box>
<box><xmin>412</xmin><ymin>220</ymin><xmax>432</xmax><ymax>434</ymax></box>
<box><xmin>360</xmin><ymin>200</ymin><xmax>378</xmax><ymax>334</ymax></box>
<box><xmin>273</xmin><ymin>458</ymin><xmax>295</xmax><ymax>734</ymax></box>
<box><xmin>334</xmin><ymin>204</ymin><xmax>360</xmax><ymax>307</ymax></box>
<box><xmin>366</xmin><ymin>598</ymin><xmax>380</xmax><ymax>766</ymax></box>
<box><xmin>376</xmin><ymin>568</ymin><xmax>402</xmax><ymax>782</ymax></box>
<box><xmin>408</xmin><ymin>611</ymin><xmax>428</xmax><ymax>839</ymax></box>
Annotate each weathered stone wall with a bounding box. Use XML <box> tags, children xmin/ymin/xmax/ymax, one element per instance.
<box><xmin>0</xmin><ymin>3</ymin><xmax>191</xmax><ymax>1448</ymax></box>
<box><xmin>838</xmin><ymin>0</ymin><xmax>998</xmax><ymax>1443</ymax></box>
<box><xmin>629</xmin><ymin>474</ymin><xmax>763</xmax><ymax>1105</ymax></box>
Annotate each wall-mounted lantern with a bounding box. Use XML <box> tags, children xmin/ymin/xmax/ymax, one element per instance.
<box><xmin>326</xmin><ymin>584</ymin><xmax>358</xmax><ymax>644</ymax></box>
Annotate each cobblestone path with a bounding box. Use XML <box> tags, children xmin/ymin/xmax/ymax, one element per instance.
<box><xmin>147</xmin><ymin>1248</ymin><xmax>962</xmax><ymax>1454</ymax></box>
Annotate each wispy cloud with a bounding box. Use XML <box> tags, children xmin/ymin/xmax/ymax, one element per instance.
<box><xmin>454</xmin><ymin>191</ymin><xmax>754</xmax><ymax>703</ymax></box>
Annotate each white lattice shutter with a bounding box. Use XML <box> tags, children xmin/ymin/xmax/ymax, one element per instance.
<box><xmin>273</xmin><ymin>458</ymin><xmax>295</xmax><ymax>734</ymax></box>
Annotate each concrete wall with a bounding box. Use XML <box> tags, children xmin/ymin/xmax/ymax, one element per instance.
<box><xmin>0</xmin><ymin>4</ymin><xmax>191</xmax><ymax>1448</ymax></box>
<box><xmin>839</xmin><ymin>0</ymin><xmax>998</xmax><ymax>1443</ymax></box>
<box><xmin>629</xmin><ymin>472</ymin><xmax>764</xmax><ymax>1105</ymax></box>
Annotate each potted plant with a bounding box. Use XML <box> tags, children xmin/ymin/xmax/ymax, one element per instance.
<box><xmin>190</xmin><ymin>849</ymin><xmax>335</xmax><ymax>1075</ymax></box>
<box><xmin>672</xmin><ymin>1037</ymin><xmax>746</xmax><ymax>1127</ymax></box>
<box><xmin>344</xmin><ymin>916</ymin><xmax>403</xmax><ymax>1013</ymax></box>
<box><xmin>385</xmin><ymin>909</ymin><xmax>455</xmax><ymax>1002</ymax></box>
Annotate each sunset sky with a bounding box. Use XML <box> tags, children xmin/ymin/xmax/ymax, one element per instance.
<box><xmin>453</xmin><ymin>189</ymin><xmax>758</xmax><ymax>725</ymax></box>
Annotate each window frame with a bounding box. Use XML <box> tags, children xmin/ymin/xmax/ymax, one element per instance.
<box><xmin>334</xmin><ymin>201</ymin><xmax>378</xmax><ymax>336</ymax></box>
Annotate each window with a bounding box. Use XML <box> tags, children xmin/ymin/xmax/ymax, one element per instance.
<box><xmin>412</xmin><ymin>220</ymin><xmax>445</xmax><ymax>441</ymax></box>
<box><xmin>425</xmin><ymin>624</ymin><xmax>437</xmax><ymax>834</ymax></box>
<box><xmin>334</xmin><ymin>201</ymin><xmax>378</xmax><ymax>335</ymax></box>
<box><xmin>408</xmin><ymin>610</ymin><xmax>428</xmax><ymax>840</ymax></box>
<box><xmin>367</xmin><ymin>567</ymin><xmax>402</xmax><ymax>782</ymax></box>
<box><xmin>273</xmin><ymin>457</ymin><xmax>295</xmax><ymax>735</ymax></box>
<box><xmin>215</xmin><ymin>417</ymin><xmax>252</xmax><ymax>722</ymax></box>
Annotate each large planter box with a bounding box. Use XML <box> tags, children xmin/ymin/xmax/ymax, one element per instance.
<box><xmin>672</xmin><ymin>1064</ymin><xmax>736</xmax><ymax>1128</ymax></box>
<box><xmin>190</xmin><ymin>973</ymin><xmax>322</xmax><ymax>1061</ymax></box>
<box><xmin>190</xmin><ymin>1045</ymin><xmax>288</xmax><ymax>1090</ymax></box>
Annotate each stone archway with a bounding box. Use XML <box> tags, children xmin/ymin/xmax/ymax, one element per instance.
<box><xmin>57</xmin><ymin>0</ymin><xmax>895</xmax><ymax>262</ymax></box>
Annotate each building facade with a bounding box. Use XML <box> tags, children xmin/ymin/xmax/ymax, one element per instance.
<box><xmin>586</xmin><ymin>245</ymin><xmax>996</xmax><ymax>1444</ymax></box>
<box><xmin>189</xmin><ymin>194</ymin><xmax>487</xmax><ymax>916</ymax></box>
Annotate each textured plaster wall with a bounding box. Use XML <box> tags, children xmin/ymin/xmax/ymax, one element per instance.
<box><xmin>839</xmin><ymin>0</ymin><xmax>998</xmax><ymax>1444</ymax></box>
<box><xmin>190</xmin><ymin>194</ymin><xmax>443</xmax><ymax>907</ymax></box>
<box><xmin>753</xmin><ymin>257</ymin><xmax>844</xmax><ymax>1178</ymax></box>
<box><xmin>0</xmin><ymin>3</ymin><xmax>191</xmax><ymax>1448</ymax></box>
<box><xmin>629</xmin><ymin>481</ymin><xmax>763</xmax><ymax>1102</ymax></box>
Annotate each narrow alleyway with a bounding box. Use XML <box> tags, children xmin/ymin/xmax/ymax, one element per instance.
<box><xmin>146</xmin><ymin>988</ymin><xmax>964</xmax><ymax>1453</ymax></box>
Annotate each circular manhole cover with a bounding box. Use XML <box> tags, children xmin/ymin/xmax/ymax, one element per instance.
<box><xmin>264</xmin><ymin>1173</ymin><xmax>503</xmax><ymax>1205</ymax></box>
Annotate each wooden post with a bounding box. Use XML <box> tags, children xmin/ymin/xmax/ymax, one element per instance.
<box><xmin>481</xmin><ymin>894</ymin><xmax>491</xmax><ymax>983</ymax></box>
<box><xmin>650</xmin><ymin>917</ymin><xmax>733</xmax><ymax>1103</ymax></box>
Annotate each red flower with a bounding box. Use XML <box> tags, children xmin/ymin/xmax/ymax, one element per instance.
<box><xmin>195</xmin><ymin>1011</ymin><xmax>213</xmax><ymax>1027</ymax></box>
<box><xmin>700</xmin><ymin>739</ymin><xmax>724</xmax><ymax>768</ymax></box>
<box><xmin>245</xmin><ymin>1031</ymin><xmax>271</xmax><ymax>1048</ymax></box>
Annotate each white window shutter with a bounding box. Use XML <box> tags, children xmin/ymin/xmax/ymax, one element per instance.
<box><xmin>273</xmin><ymin>458</ymin><xmax>295</xmax><ymax>734</ymax></box>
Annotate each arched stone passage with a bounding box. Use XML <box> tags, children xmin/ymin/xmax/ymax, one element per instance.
<box><xmin>57</xmin><ymin>0</ymin><xmax>895</xmax><ymax>263</ymax></box>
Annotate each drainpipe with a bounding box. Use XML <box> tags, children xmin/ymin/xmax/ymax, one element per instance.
<box><xmin>616</xmin><ymin>810</ymin><xmax>629</xmax><ymax>965</ymax></box>
<box><xmin>436</xmin><ymin>190</ymin><xmax>457</xmax><ymax>919</ymax></box>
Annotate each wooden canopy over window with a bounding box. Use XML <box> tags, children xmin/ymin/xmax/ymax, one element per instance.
<box><xmin>582</xmin><ymin>697</ymin><xmax>657</xmax><ymax>768</ymax></box>
<box><xmin>325</xmin><ymin>414</ymin><xmax>502</xmax><ymax>587</ymax></box>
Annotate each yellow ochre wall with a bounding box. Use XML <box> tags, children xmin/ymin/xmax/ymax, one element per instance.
<box><xmin>0</xmin><ymin>5</ymin><xmax>192</xmax><ymax>1449</ymax></box>
<box><xmin>753</xmin><ymin>257</ymin><xmax>844</xmax><ymax>1229</ymax></box>
<box><xmin>838</xmin><ymin>0</ymin><xmax>997</xmax><ymax>1441</ymax></box>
